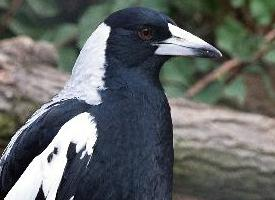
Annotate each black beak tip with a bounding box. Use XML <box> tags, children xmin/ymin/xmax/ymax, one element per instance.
<box><xmin>208</xmin><ymin>45</ymin><xmax>222</xmax><ymax>58</ymax></box>
<box><xmin>211</xmin><ymin>49</ymin><xmax>223</xmax><ymax>58</ymax></box>
<box><xmin>198</xmin><ymin>46</ymin><xmax>222</xmax><ymax>59</ymax></box>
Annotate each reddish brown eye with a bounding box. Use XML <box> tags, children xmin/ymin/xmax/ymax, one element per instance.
<box><xmin>138</xmin><ymin>28</ymin><xmax>153</xmax><ymax>40</ymax></box>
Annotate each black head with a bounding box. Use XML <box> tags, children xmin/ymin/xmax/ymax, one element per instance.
<box><xmin>103</xmin><ymin>7</ymin><xmax>221</xmax><ymax>70</ymax></box>
<box><xmin>104</xmin><ymin>7</ymin><xmax>174</xmax><ymax>69</ymax></box>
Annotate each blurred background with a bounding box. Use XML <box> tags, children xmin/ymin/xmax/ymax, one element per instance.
<box><xmin>0</xmin><ymin>0</ymin><xmax>275</xmax><ymax>200</ymax></box>
<box><xmin>1</xmin><ymin>0</ymin><xmax>275</xmax><ymax>114</ymax></box>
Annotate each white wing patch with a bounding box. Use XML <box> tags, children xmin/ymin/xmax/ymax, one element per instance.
<box><xmin>5</xmin><ymin>112</ymin><xmax>98</xmax><ymax>200</ymax></box>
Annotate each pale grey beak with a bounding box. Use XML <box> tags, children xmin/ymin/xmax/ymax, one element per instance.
<box><xmin>154</xmin><ymin>23</ymin><xmax>222</xmax><ymax>58</ymax></box>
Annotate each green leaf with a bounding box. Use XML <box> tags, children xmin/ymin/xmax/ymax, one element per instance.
<box><xmin>9</xmin><ymin>15</ymin><xmax>44</xmax><ymax>38</ymax></box>
<box><xmin>54</xmin><ymin>24</ymin><xmax>78</xmax><ymax>45</ymax></box>
<box><xmin>112</xmin><ymin>0</ymin><xmax>168</xmax><ymax>12</ymax></box>
<box><xmin>161</xmin><ymin>65</ymin><xmax>187</xmax><ymax>86</ymax></box>
<box><xmin>162</xmin><ymin>58</ymin><xmax>196</xmax><ymax>86</ymax></box>
<box><xmin>26</xmin><ymin>0</ymin><xmax>58</xmax><ymax>17</ymax></box>
<box><xmin>41</xmin><ymin>24</ymin><xmax>78</xmax><ymax>47</ymax></box>
<box><xmin>163</xmin><ymin>85</ymin><xmax>185</xmax><ymax>97</ymax></box>
<box><xmin>230</xmin><ymin>0</ymin><xmax>246</xmax><ymax>8</ymax></box>
<box><xmin>263</xmin><ymin>50</ymin><xmax>275</xmax><ymax>64</ymax></box>
<box><xmin>194</xmin><ymin>58</ymin><xmax>217</xmax><ymax>73</ymax></box>
<box><xmin>171</xmin><ymin>0</ymin><xmax>218</xmax><ymax>14</ymax></box>
<box><xmin>0</xmin><ymin>0</ymin><xmax>9</xmax><ymax>9</ymax></box>
<box><xmin>111</xmin><ymin>0</ymin><xmax>137</xmax><ymax>12</ymax></box>
<box><xmin>58</xmin><ymin>47</ymin><xmax>78</xmax><ymax>72</ymax></box>
<box><xmin>224</xmin><ymin>77</ymin><xmax>246</xmax><ymax>104</ymax></box>
<box><xmin>193</xmin><ymin>81</ymin><xmax>224</xmax><ymax>104</ymax></box>
<box><xmin>78</xmin><ymin>3</ymin><xmax>112</xmax><ymax>48</ymax></box>
<box><xmin>249</xmin><ymin>0</ymin><xmax>272</xmax><ymax>25</ymax></box>
<box><xmin>216</xmin><ymin>17</ymin><xmax>261</xmax><ymax>60</ymax></box>
<box><xmin>216</xmin><ymin>17</ymin><xmax>245</xmax><ymax>55</ymax></box>
<box><xmin>140</xmin><ymin>0</ymin><xmax>168</xmax><ymax>12</ymax></box>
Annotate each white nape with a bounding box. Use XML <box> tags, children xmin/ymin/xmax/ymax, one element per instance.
<box><xmin>5</xmin><ymin>112</ymin><xmax>98</xmax><ymax>200</ymax></box>
<box><xmin>57</xmin><ymin>23</ymin><xmax>111</xmax><ymax>105</ymax></box>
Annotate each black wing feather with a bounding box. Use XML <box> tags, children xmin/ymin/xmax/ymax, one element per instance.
<box><xmin>0</xmin><ymin>99</ymin><xmax>90</xmax><ymax>197</ymax></box>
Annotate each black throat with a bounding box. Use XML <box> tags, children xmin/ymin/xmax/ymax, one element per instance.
<box><xmin>81</xmin><ymin>54</ymin><xmax>174</xmax><ymax>199</ymax></box>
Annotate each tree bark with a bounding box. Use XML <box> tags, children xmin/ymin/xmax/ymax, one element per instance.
<box><xmin>0</xmin><ymin>36</ymin><xmax>68</xmax><ymax>140</ymax></box>
<box><xmin>1</xmin><ymin>37</ymin><xmax>275</xmax><ymax>200</ymax></box>
<box><xmin>171</xmin><ymin>99</ymin><xmax>275</xmax><ymax>200</ymax></box>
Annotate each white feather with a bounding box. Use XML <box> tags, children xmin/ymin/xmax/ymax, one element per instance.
<box><xmin>56</xmin><ymin>23</ymin><xmax>111</xmax><ymax>105</ymax></box>
<box><xmin>5</xmin><ymin>112</ymin><xmax>98</xmax><ymax>200</ymax></box>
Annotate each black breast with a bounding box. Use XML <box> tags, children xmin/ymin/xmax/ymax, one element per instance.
<box><xmin>57</xmin><ymin>78</ymin><xmax>174</xmax><ymax>200</ymax></box>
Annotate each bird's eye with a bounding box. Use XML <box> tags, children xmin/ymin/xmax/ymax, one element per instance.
<box><xmin>138</xmin><ymin>27</ymin><xmax>153</xmax><ymax>41</ymax></box>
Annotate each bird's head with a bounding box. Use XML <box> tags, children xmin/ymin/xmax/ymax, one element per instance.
<box><xmin>104</xmin><ymin>7</ymin><xmax>222</xmax><ymax>68</ymax></box>
<box><xmin>63</xmin><ymin>7</ymin><xmax>222</xmax><ymax>104</ymax></box>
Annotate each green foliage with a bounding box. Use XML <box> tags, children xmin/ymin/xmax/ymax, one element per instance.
<box><xmin>194</xmin><ymin>58</ymin><xmax>216</xmax><ymax>73</ymax></box>
<box><xmin>0</xmin><ymin>0</ymin><xmax>9</xmax><ymax>9</ymax></box>
<box><xmin>171</xmin><ymin>0</ymin><xmax>219</xmax><ymax>15</ymax></box>
<box><xmin>9</xmin><ymin>14</ymin><xmax>45</xmax><ymax>38</ymax></box>
<box><xmin>224</xmin><ymin>77</ymin><xmax>246</xmax><ymax>104</ymax></box>
<box><xmin>112</xmin><ymin>0</ymin><xmax>167</xmax><ymax>12</ymax></box>
<box><xmin>58</xmin><ymin>47</ymin><xmax>78</xmax><ymax>71</ymax></box>
<box><xmin>78</xmin><ymin>3</ymin><xmax>111</xmax><ymax>48</ymax></box>
<box><xmin>230</xmin><ymin>0</ymin><xmax>245</xmax><ymax>8</ymax></box>
<box><xmin>161</xmin><ymin>58</ymin><xmax>194</xmax><ymax>96</ymax></box>
<box><xmin>42</xmin><ymin>24</ymin><xmax>78</xmax><ymax>45</ymax></box>
<box><xmin>263</xmin><ymin>50</ymin><xmax>275</xmax><ymax>64</ymax></box>
<box><xmin>216</xmin><ymin>17</ymin><xmax>261</xmax><ymax>60</ymax></box>
<box><xmin>0</xmin><ymin>113</ymin><xmax>17</xmax><ymax>139</ymax></box>
<box><xmin>0</xmin><ymin>0</ymin><xmax>274</xmax><ymax>108</ymax></box>
<box><xmin>249</xmin><ymin>0</ymin><xmax>275</xmax><ymax>25</ymax></box>
<box><xmin>26</xmin><ymin>0</ymin><xmax>58</xmax><ymax>17</ymax></box>
<box><xmin>194</xmin><ymin>82</ymin><xmax>224</xmax><ymax>104</ymax></box>
<box><xmin>139</xmin><ymin>0</ymin><xmax>168</xmax><ymax>12</ymax></box>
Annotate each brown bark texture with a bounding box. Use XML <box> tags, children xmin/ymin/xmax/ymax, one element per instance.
<box><xmin>0</xmin><ymin>37</ymin><xmax>275</xmax><ymax>200</ymax></box>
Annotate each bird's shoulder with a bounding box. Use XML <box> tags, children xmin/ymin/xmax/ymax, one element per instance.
<box><xmin>0</xmin><ymin>98</ymin><xmax>91</xmax><ymax>196</ymax></box>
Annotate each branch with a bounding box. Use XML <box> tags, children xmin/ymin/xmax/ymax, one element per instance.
<box><xmin>185</xmin><ymin>28</ymin><xmax>275</xmax><ymax>98</ymax></box>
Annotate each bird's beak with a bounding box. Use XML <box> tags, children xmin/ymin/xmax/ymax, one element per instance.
<box><xmin>154</xmin><ymin>23</ymin><xmax>222</xmax><ymax>58</ymax></box>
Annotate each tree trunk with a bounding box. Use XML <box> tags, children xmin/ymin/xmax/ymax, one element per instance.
<box><xmin>1</xmin><ymin>37</ymin><xmax>275</xmax><ymax>200</ymax></box>
<box><xmin>171</xmin><ymin>99</ymin><xmax>275</xmax><ymax>200</ymax></box>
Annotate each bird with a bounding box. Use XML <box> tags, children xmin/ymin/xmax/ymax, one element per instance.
<box><xmin>0</xmin><ymin>7</ymin><xmax>221</xmax><ymax>200</ymax></box>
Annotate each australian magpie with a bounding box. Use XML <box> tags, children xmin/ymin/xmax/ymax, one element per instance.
<box><xmin>0</xmin><ymin>7</ymin><xmax>221</xmax><ymax>200</ymax></box>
